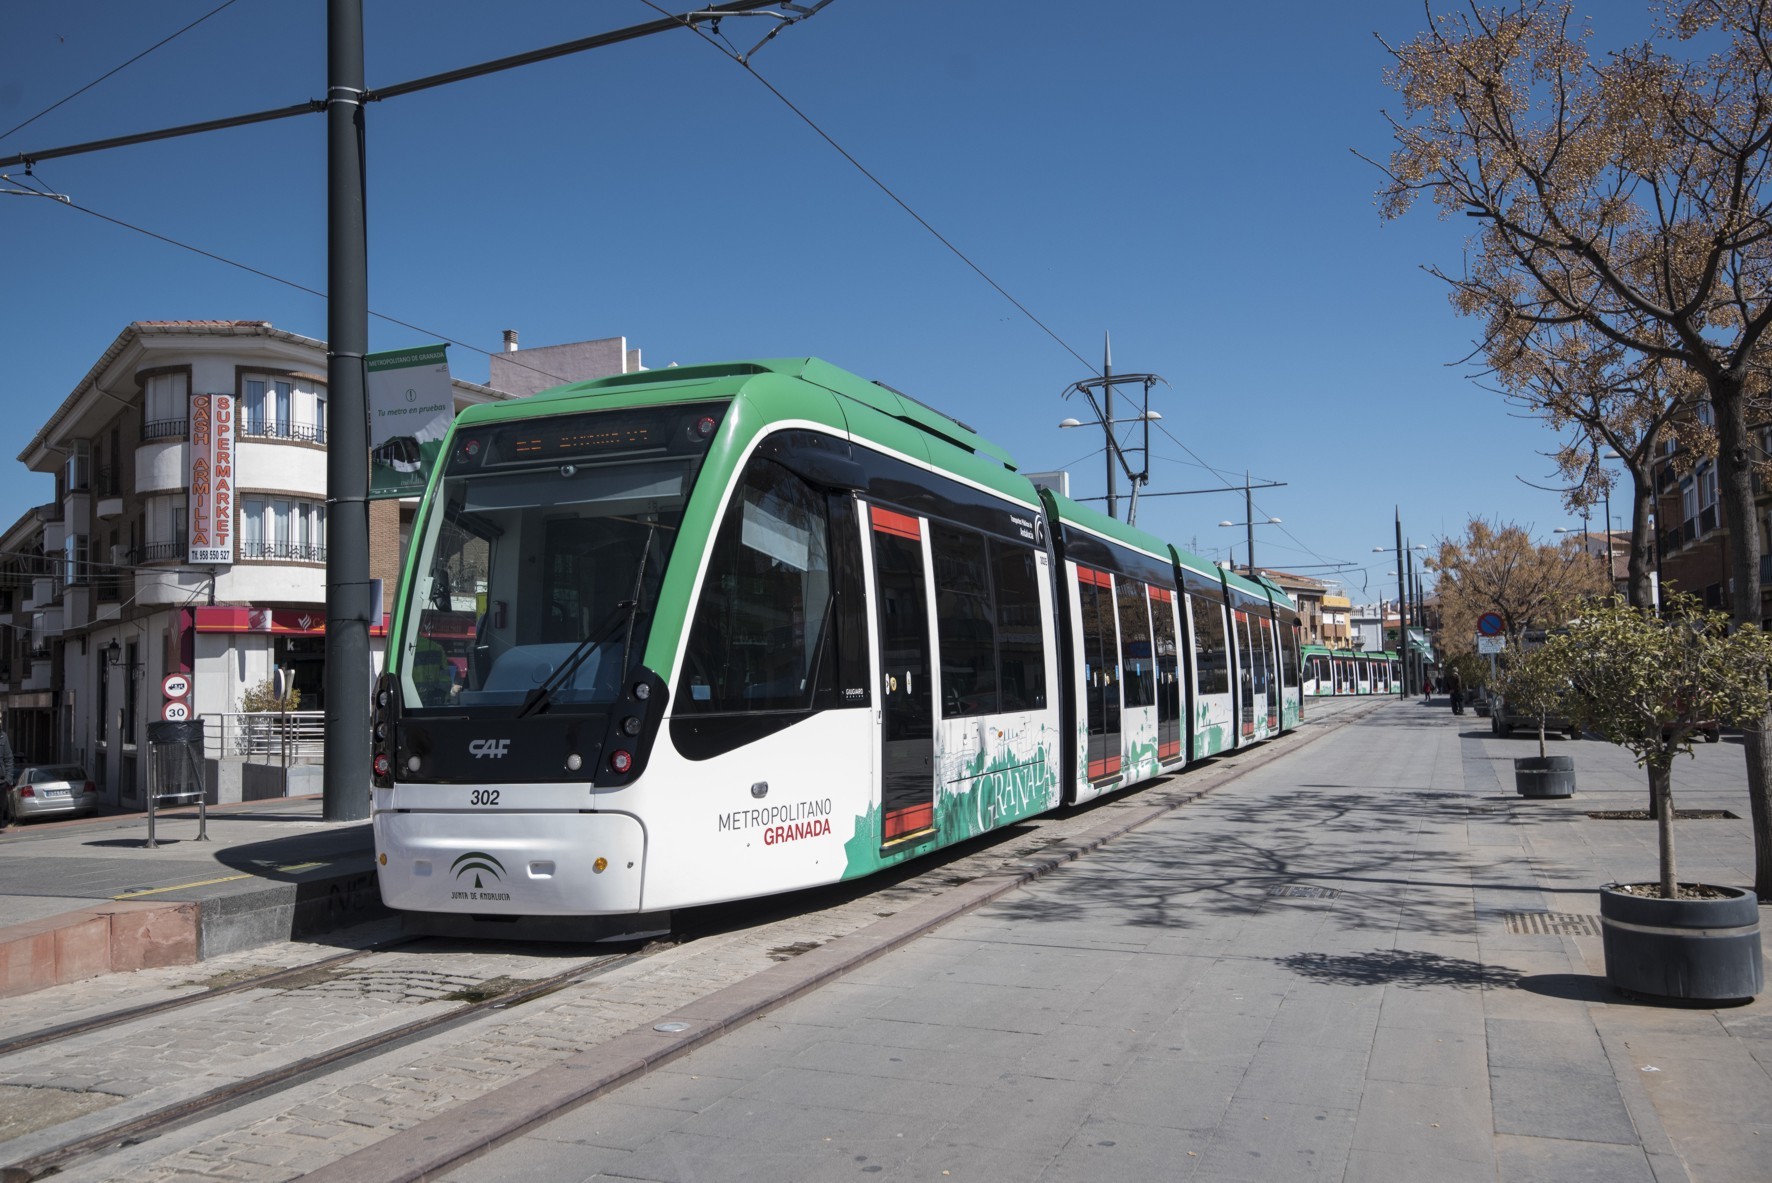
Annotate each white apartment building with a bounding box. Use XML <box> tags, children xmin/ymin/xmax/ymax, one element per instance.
<box><xmin>3</xmin><ymin>322</ymin><xmax>646</xmax><ymax>806</ymax></box>
<box><xmin>3</xmin><ymin>321</ymin><xmax>508</xmax><ymax>806</ymax></box>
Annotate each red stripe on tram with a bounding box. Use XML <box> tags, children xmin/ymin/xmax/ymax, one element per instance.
<box><xmin>883</xmin><ymin>803</ymin><xmax>934</xmax><ymax>839</ymax></box>
<box><xmin>870</xmin><ymin>506</ymin><xmax>922</xmax><ymax>540</ymax></box>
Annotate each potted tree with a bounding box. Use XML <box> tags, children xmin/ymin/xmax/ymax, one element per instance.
<box><xmin>1541</xmin><ymin>595</ymin><xmax>1772</xmax><ymax>1002</ymax></box>
<box><xmin>1497</xmin><ymin>644</ymin><xmax>1576</xmax><ymax>797</ymax></box>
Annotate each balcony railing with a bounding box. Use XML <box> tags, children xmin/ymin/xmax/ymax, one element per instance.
<box><xmin>95</xmin><ymin>575</ymin><xmax>123</xmax><ymax>603</ymax></box>
<box><xmin>142</xmin><ymin>418</ymin><xmax>188</xmax><ymax>442</ymax></box>
<box><xmin>239</xmin><ymin>419</ymin><xmax>327</xmax><ymax>445</ymax></box>
<box><xmin>138</xmin><ymin>538</ymin><xmax>187</xmax><ymax>563</ymax></box>
<box><xmin>1700</xmin><ymin>504</ymin><xmax>1719</xmax><ymax>534</ymax></box>
<box><xmin>240</xmin><ymin>540</ymin><xmax>327</xmax><ymax>563</ymax></box>
<box><xmin>1659</xmin><ymin>525</ymin><xmax>1683</xmax><ymax>555</ymax></box>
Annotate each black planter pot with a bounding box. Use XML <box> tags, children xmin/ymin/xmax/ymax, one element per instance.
<box><xmin>1599</xmin><ymin>884</ymin><xmax>1763</xmax><ymax>1002</ymax></box>
<box><xmin>1514</xmin><ymin>755</ymin><xmax>1575</xmax><ymax>798</ymax></box>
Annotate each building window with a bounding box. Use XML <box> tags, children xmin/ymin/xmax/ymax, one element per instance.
<box><xmin>63</xmin><ymin>534</ymin><xmax>88</xmax><ymax>586</ymax></box>
<box><xmin>241</xmin><ymin>374</ymin><xmax>327</xmax><ymax>443</ymax></box>
<box><xmin>66</xmin><ymin>440</ymin><xmax>91</xmax><ymax>492</ymax></box>
<box><xmin>142</xmin><ymin>372</ymin><xmax>189</xmax><ymax>440</ymax></box>
<box><xmin>239</xmin><ymin>498</ymin><xmax>327</xmax><ymax>561</ymax></box>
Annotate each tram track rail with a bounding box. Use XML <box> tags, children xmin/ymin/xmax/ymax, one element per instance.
<box><xmin>0</xmin><ymin>942</ymin><xmax>650</xmax><ymax>1183</ymax></box>
<box><xmin>0</xmin><ymin>939</ymin><xmax>418</xmax><ymax>1062</ymax></box>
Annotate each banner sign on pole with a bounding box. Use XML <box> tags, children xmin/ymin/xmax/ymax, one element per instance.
<box><xmin>188</xmin><ymin>394</ymin><xmax>236</xmax><ymax>564</ymax></box>
<box><xmin>367</xmin><ymin>344</ymin><xmax>453</xmax><ymax>499</ymax></box>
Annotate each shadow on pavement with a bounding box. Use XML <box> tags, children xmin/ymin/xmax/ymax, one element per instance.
<box><xmin>1275</xmin><ymin>948</ymin><xmax>1524</xmax><ymax>990</ymax></box>
<box><xmin>1516</xmin><ymin>972</ymin><xmax>1615</xmax><ymax>1003</ymax></box>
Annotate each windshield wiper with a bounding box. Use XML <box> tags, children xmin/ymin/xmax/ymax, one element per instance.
<box><xmin>514</xmin><ymin>603</ymin><xmax>630</xmax><ymax>719</ymax></box>
<box><xmin>515</xmin><ymin>526</ymin><xmax>658</xmax><ymax>719</ymax></box>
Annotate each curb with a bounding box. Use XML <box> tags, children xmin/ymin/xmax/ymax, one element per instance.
<box><xmin>0</xmin><ymin>901</ymin><xmax>199</xmax><ymax>999</ymax></box>
<box><xmin>0</xmin><ymin>861</ymin><xmax>388</xmax><ymax>997</ymax></box>
<box><xmin>300</xmin><ymin>700</ymin><xmax>1383</xmax><ymax>1182</ymax></box>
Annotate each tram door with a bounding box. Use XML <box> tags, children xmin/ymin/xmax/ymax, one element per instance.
<box><xmin>870</xmin><ymin>507</ymin><xmax>936</xmax><ymax>847</ymax></box>
<box><xmin>1077</xmin><ymin>566</ymin><xmax>1122</xmax><ymax>781</ymax></box>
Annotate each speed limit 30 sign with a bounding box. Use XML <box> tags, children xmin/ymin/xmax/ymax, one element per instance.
<box><xmin>161</xmin><ymin>700</ymin><xmax>191</xmax><ymax>722</ymax></box>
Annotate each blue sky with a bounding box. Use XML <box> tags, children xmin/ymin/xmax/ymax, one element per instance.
<box><xmin>0</xmin><ymin>1</ymin><xmax>1627</xmax><ymax>602</ymax></box>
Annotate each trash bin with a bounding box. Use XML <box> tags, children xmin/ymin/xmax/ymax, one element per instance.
<box><xmin>146</xmin><ymin>718</ymin><xmax>209</xmax><ymax>847</ymax></box>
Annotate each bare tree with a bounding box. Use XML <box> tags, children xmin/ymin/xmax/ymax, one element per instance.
<box><xmin>1378</xmin><ymin>0</ymin><xmax>1772</xmax><ymax>897</ymax></box>
<box><xmin>1433</xmin><ymin>518</ymin><xmax>1611</xmax><ymax>664</ymax></box>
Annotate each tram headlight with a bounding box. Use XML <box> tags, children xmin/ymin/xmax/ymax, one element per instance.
<box><xmin>609</xmin><ymin>749</ymin><xmax>633</xmax><ymax>774</ymax></box>
<box><xmin>621</xmin><ymin>715</ymin><xmax>642</xmax><ymax>736</ymax></box>
<box><xmin>632</xmin><ymin>681</ymin><xmax>650</xmax><ymax>701</ymax></box>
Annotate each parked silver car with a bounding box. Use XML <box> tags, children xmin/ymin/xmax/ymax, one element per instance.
<box><xmin>3</xmin><ymin>764</ymin><xmax>100</xmax><ymax>824</ymax></box>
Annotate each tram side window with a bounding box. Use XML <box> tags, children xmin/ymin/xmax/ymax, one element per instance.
<box><xmin>932</xmin><ymin>524</ymin><xmax>998</xmax><ymax>717</ymax></box>
<box><xmin>1279</xmin><ymin>621</ymin><xmax>1299</xmax><ymax>688</ymax></box>
<box><xmin>1116</xmin><ymin>579</ymin><xmax>1156</xmax><ymax>709</ymax></box>
<box><xmin>679</xmin><ymin>459</ymin><xmax>836</xmax><ymax>713</ymax></box>
<box><xmin>990</xmin><ymin>539</ymin><xmax>1048</xmax><ymax>710</ymax></box>
<box><xmin>1190</xmin><ymin>594</ymin><xmax>1230</xmax><ymax>695</ymax></box>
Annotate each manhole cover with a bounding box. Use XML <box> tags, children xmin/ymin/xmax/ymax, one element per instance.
<box><xmin>1266</xmin><ymin>884</ymin><xmax>1341</xmax><ymax>899</ymax></box>
<box><xmin>1503</xmin><ymin>912</ymin><xmax>1603</xmax><ymax>936</ymax></box>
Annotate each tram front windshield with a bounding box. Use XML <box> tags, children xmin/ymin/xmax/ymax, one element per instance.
<box><xmin>398</xmin><ymin>402</ymin><xmax>725</xmax><ymax>713</ymax></box>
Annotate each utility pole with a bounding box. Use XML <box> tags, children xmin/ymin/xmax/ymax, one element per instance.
<box><xmin>1244</xmin><ymin>471</ymin><xmax>1255</xmax><ymax>575</ymax></box>
<box><xmin>1103</xmin><ymin>337</ymin><xmax>1116</xmax><ymax>520</ymax></box>
<box><xmin>1060</xmin><ymin>334</ymin><xmax>1164</xmax><ymax>524</ymax></box>
<box><xmin>1395</xmin><ymin>510</ymin><xmax>1409</xmax><ymax>699</ymax></box>
<box><xmin>324</xmin><ymin>0</ymin><xmax>371</xmax><ymax>821</ymax></box>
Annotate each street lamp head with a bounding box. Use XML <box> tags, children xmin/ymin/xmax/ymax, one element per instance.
<box><xmin>1218</xmin><ymin>520</ymin><xmax>1235</xmax><ymax>527</ymax></box>
<box><xmin>105</xmin><ymin>638</ymin><xmax>121</xmax><ymax>667</ymax></box>
<box><xmin>1057</xmin><ymin>418</ymin><xmax>1084</xmax><ymax>429</ymax></box>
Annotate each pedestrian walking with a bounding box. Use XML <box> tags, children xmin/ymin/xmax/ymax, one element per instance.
<box><xmin>1447</xmin><ymin>669</ymin><xmax>1464</xmax><ymax>715</ymax></box>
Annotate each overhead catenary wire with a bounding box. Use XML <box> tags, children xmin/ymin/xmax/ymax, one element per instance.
<box><xmin>0</xmin><ymin>0</ymin><xmax>244</xmax><ymax>144</ymax></box>
<box><xmin>636</xmin><ymin>0</ymin><xmax>1099</xmax><ymax>379</ymax></box>
<box><xmin>25</xmin><ymin>179</ymin><xmax>575</xmax><ymax>389</ymax></box>
<box><xmin>0</xmin><ymin>1</ymin><xmax>787</xmax><ymax>171</ymax></box>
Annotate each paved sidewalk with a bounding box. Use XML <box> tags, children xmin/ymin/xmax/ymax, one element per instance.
<box><xmin>0</xmin><ymin>796</ymin><xmax>382</xmax><ymax>995</ymax></box>
<box><xmin>434</xmin><ymin>700</ymin><xmax>1771</xmax><ymax>1183</ymax></box>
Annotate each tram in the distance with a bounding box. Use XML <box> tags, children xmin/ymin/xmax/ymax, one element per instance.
<box><xmin>371</xmin><ymin>358</ymin><xmax>1301</xmax><ymax>929</ymax></box>
<box><xmin>1301</xmin><ymin>644</ymin><xmax>1401</xmax><ymax>697</ymax></box>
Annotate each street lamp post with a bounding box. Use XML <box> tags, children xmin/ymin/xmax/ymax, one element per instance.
<box><xmin>1373</xmin><ymin>524</ymin><xmax>1431</xmax><ymax>698</ymax></box>
<box><xmin>1218</xmin><ymin>513</ymin><xmax>1281</xmax><ymax>574</ymax></box>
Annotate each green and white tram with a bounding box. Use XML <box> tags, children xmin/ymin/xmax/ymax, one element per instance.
<box><xmin>372</xmin><ymin>359</ymin><xmax>1300</xmax><ymax>927</ymax></box>
<box><xmin>1301</xmin><ymin>644</ymin><xmax>1400</xmax><ymax>697</ymax></box>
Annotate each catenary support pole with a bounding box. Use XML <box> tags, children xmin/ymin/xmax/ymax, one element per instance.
<box><xmin>324</xmin><ymin>0</ymin><xmax>370</xmax><ymax>822</ymax></box>
<box><xmin>1395</xmin><ymin>510</ymin><xmax>1408</xmax><ymax>699</ymax></box>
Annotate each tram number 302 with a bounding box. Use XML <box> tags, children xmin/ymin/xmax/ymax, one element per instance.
<box><xmin>469</xmin><ymin>790</ymin><xmax>501</xmax><ymax>806</ymax></box>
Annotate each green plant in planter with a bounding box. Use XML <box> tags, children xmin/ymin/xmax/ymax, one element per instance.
<box><xmin>1540</xmin><ymin>595</ymin><xmax>1772</xmax><ymax>899</ymax></box>
<box><xmin>241</xmin><ymin>678</ymin><xmax>300</xmax><ymax>713</ymax></box>
<box><xmin>1496</xmin><ymin>643</ymin><xmax>1566</xmax><ymax>760</ymax></box>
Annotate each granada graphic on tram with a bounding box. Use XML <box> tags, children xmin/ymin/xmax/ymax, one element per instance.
<box><xmin>371</xmin><ymin>358</ymin><xmax>1302</xmax><ymax>934</ymax></box>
